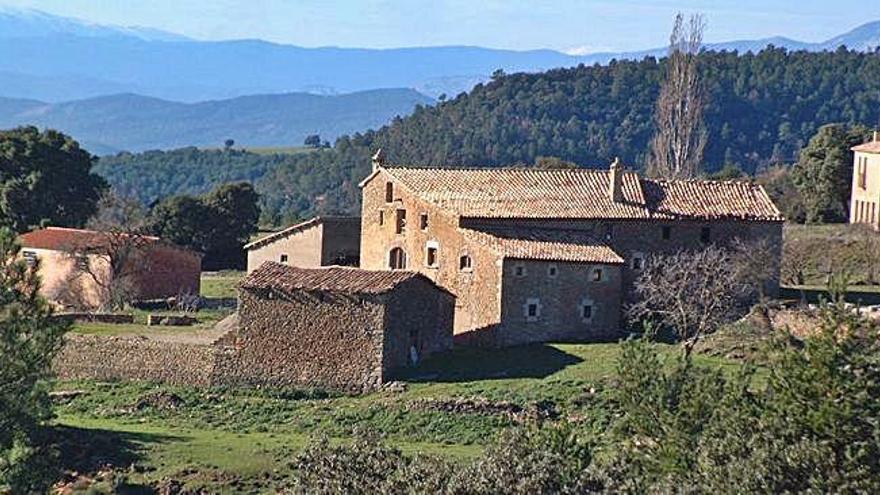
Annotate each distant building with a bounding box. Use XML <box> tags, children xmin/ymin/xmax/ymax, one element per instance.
<box><xmin>850</xmin><ymin>131</ymin><xmax>880</xmax><ymax>229</ymax></box>
<box><xmin>229</xmin><ymin>262</ymin><xmax>454</xmax><ymax>391</ymax></box>
<box><xmin>359</xmin><ymin>153</ymin><xmax>784</xmax><ymax>346</ymax></box>
<box><xmin>244</xmin><ymin>216</ymin><xmax>361</xmax><ymax>273</ymax></box>
<box><xmin>19</xmin><ymin>227</ymin><xmax>201</xmax><ymax>309</ymax></box>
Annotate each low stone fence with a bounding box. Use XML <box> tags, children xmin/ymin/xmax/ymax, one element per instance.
<box><xmin>52</xmin><ymin>313</ymin><xmax>135</xmax><ymax>324</ymax></box>
<box><xmin>146</xmin><ymin>315</ymin><xmax>199</xmax><ymax>326</ymax></box>
<box><xmin>54</xmin><ymin>334</ymin><xmax>216</xmax><ymax>386</ymax></box>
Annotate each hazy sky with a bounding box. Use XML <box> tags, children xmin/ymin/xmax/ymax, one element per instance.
<box><xmin>2</xmin><ymin>0</ymin><xmax>878</xmax><ymax>52</ymax></box>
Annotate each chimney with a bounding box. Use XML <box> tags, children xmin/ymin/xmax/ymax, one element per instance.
<box><xmin>372</xmin><ymin>148</ymin><xmax>386</xmax><ymax>172</ymax></box>
<box><xmin>874</xmin><ymin>130</ymin><xmax>879</xmax><ymax>142</ymax></box>
<box><xmin>609</xmin><ymin>157</ymin><xmax>623</xmax><ymax>202</ymax></box>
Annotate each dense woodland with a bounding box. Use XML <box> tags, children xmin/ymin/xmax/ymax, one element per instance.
<box><xmin>94</xmin><ymin>47</ymin><xmax>880</xmax><ymax>222</ymax></box>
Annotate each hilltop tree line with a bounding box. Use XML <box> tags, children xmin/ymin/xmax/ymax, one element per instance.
<box><xmin>92</xmin><ymin>47</ymin><xmax>880</xmax><ymax>221</ymax></box>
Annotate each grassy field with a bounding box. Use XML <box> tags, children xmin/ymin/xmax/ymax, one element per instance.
<box><xmin>52</xmin><ymin>342</ymin><xmax>733</xmax><ymax>492</ymax></box>
<box><xmin>200</xmin><ymin>270</ymin><xmax>244</xmax><ymax>299</ymax></box>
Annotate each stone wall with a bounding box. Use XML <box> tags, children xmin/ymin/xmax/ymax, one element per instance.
<box><xmin>319</xmin><ymin>217</ymin><xmax>362</xmax><ymax>266</ymax></box>
<box><xmin>360</xmin><ymin>170</ymin><xmax>504</xmax><ymax>336</ymax></box>
<box><xmin>54</xmin><ymin>334</ymin><xmax>216</xmax><ymax>386</ymax></box>
<box><xmin>382</xmin><ymin>278</ymin><xmax>455</xmax><ymax>378</ymax></box>
<box><xmin>224</xmin><ymin>289</ymin><xmax>388</xmax><ymax>392</ymax></box>
<box><xmin>498</xmin><ymin>259</ymin><xmax>622</xmax><ymax>346</ymax></box>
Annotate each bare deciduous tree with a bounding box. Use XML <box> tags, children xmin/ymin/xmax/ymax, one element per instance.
<box><xmin>628</xmin><ymin>242</ymin><xmax>772</xmax><ymax>355</ymax></box>
<box><xmin>63</xmin><ymin>194</ymin><xmax>153</xmax><ymax>310</ymax></box>
<box><xmin>647</xmin><ymin>13</ymin><xmax>707</xmax><ymax>179</ymax></box>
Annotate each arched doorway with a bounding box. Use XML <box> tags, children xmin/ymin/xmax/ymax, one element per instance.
<box><xmin>388</xmin><ymin>247</ymin><xmax>407</xmax><ymax>269</ymax></box>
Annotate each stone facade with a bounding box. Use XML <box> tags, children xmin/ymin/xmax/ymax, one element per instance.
<box><xmin>224</xmin><ymin>264</ymin><xmax>454</xmax><ymax>392</ymax></box>
<box><xmin>359</xmin><ymin>162</ymin><xmax>784</xmax><ymax>346</ymax></box>
<box><xmin>850</xmin><ymin>133</ymin><xmax>880</xmax><ymax>229</ymax></box>
<box><xmin>245</xmin><ymin>216</ymin><xmax>361</xmax><ymax>272</ymax></box>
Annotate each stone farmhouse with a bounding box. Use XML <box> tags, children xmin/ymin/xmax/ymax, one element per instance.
<box><xmin>850</xmin><ymin>132</ymin><xmax>880</xmax><ymax>228</ymax></box>
<box><xmin>359</xmin><ymin>153</ymin><xmax>784</xmax><ymax>346</ymax></box>
<box><xmin>229</xmin><ymin>262</ymin><xmax>454</xmax><ymax>391</ymax></box>
<box><xmin>19</xmin><ymin>226</ymin><xmax>201</xmax><ymax>309</ymax></box>
<box><xmin>244</xmin><ymin>216</ymin><xmax>360</xmax><ymax>273</ymax></box>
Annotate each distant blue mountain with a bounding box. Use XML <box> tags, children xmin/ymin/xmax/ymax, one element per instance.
<box><xmin>0</xmin><ymin>89</ymin><xmax>434</xmax><ymax>154</ymax></box>
<box><xmin>2</xmin><ymin>8</ymin><xmax>879</xmax><ymax>102</ymax></box>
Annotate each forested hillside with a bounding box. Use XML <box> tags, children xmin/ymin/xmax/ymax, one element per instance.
<box><xmin>96</xmin><ymin>47</ymin><xmax>880</xmax><ymax>222</ymax></box>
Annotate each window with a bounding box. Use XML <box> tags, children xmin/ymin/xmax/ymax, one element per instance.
<box><xmin>22</xmin><ymin>250</ymin><xmax>37</xmax><ymax>268</ymax></box>
<box><xmin>459</xmin><ymin>254</ymin><xmax>473</xmax><ymax>271</ymax></box>
<box><xmin>514</xmin><ymin>263</ymin><xmax>526</xmax><ymax>277</ymax></box>
<box><xmin>662</xmin><ymin>226</ymin><xmax>671</xmax><ymax>240</ymax></box>
<box><xmin>419</xmin><ymin>213</ymin><xmax>429</xmax><ymax>230</ymax></box>
<box><xmin>280</xmin><ymin>254</ymin><xmax>289</xmax><ymax>263</ymax></box>
<box><xmin>580</xmin><ymin>299</ymin><xmax>595</xmax><ymax>322</ymax></box>
<box><xmin>582</xmin><ymin>304</ymin><xmax>593</xmax><ymax>320</ymax></box>
<box><xmin>523</xmin><ymin>298</ymin><xmax>541</xmax><ymax>322</ymax></box>
<box><xmin>604</xmin><ymin>224</ymin><xmax>614</xmax><ymax>240</ymax></box>
<box><xmin>425</xmin><ymin>240</ymin><xmax>439</xmax><ymax>268</ymax></box>
<box><xmin>592</xmin><ymin>268</ymin><xmax>603</xmax><ymax>282</ymax></box>
<box><xmin>395</xmin><ymin>209</ymin><xmax>407</xmax><ymax>234</ymax></box>
<box><xmin>75</xmin><ymin>255</ymin><xmax>89</xmax><ymax>270</ymax></box>
<box><xmin>858</xmin><ymin>156</ymin><xmax>868</xmax><ymax>189</ymax></box>
<box><xmin>385</xmin><ymin>181</ymin><xmax>394</xmax><ymax>202</ymax></box>
<box><xmin>700</xmin><ymin>226</ymin><xmax>711</xmax><ymax>243</ymax></box>
<box><xmin>378</xmin><ymin>210</ymin><xmax>384</xmax><ymax>225</ymax></box>
<box><xmin>631</xmin><ymin>252</ymin><xmax>645</xmax><ymax>271</ymax></box>
<box><xmin>389</xmin><ymin>247</ymin><xmax>407</xmax><ymax>269</ymax></box>
<box><xmin>547</xmin><ymin>264</ymin><xmax>558</xmax><ymax>278</ymax></box>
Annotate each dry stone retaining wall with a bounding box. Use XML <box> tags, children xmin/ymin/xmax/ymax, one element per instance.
<box><xmin>54</xmin><ymin>334</ymin><xmax>217</xmax><ymax>386</ymax></box>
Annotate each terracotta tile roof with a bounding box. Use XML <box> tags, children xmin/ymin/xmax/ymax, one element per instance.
<box><xmin>240</xmin><ymin>262</ymin><xmax>424</xmax><ymax>295</ymax></box>
<box><xmin>461</xmin><ymin>228</ymin><xmax>624</xmax><ymax>264</ymax></box>
<box><xmin>852</xmin><ymin>141</ymin><xmax>880</xmax><ymax>154</ymax></box>
<box><xmin>379</xmin><ymin>167</ymin><xmax>783</xmax><ymax>222</ymax></box>
<box><xmin>19</xmin><ymin>227</ymin><xmax>160</xmax><ymax>251</ymax></box>
<box><xmin>244</xmin><ymin>216</ymin><xmax>360</xmax><ymax>251</ymax></box>
<box><xmin>383</xmin><ymin>167</ymin><xmax>650</xmax><ymax>219</ymax></box>
<box><xmin>643</xmin><ymin>179</ymin><xmax>783</xmax><ymax>221</ymax></box>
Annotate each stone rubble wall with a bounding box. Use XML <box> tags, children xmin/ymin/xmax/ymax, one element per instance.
<box><xmin>54</xmin><ymin>334</ymin><xmax>217</xmax><ymax>386</ymax></box>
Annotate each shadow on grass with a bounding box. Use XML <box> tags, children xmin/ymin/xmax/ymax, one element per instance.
<box><xmin>25</xmin><ymin>425</ymin><xmax>181</xmax><ymax>494</ymax></box>
<box><xmin>402</xmin><ymin>344</ymin><xmax>583</xmax><ymax>383</ymax></box>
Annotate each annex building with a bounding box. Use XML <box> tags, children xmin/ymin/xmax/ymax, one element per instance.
<box><xmin>244</xmin><ymin>216</ymin><xmax>361</xmax><ymax>273</ymax></box>
<box><xmin>359</xmin><ymin>153</ymin><xmax>784</xmax><ymax>346</ymax></box>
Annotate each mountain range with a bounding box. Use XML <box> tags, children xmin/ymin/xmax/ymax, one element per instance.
<box><xmin>0</xmin><ymin>89</ymin><xmax>433</xmax><ymax>154</ymax></box>
<box><xmin>2</xmin><ymin>8</ymin><xmax>880</xmax><ymax>103</ymax></box>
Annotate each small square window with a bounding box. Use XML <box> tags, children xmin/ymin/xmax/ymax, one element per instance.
<box><xmin>662</xmin><ymin>226</ymin><xmax>671</xmax><ymax>240</ymax></box>
<box><xmin>459</xmin><ymin>254</ymin><xmax>473</xmax><ymax>271</ymax></box>
<box><xmin>548</xmin><ymin>264</ymin><xmax>558</xmax><ymax>278</ymax></box>
<box><xmin>605</xmin><ymin>224</ymin><xmax>614</xmax><ymax>240</ymax></box>
<box><xmin>426</xmin><ymin>243</ymin><xmax>439</xmax><ymax>268</ymax></box>
<box><xmin>514</xmin><ymin>264</ymin><xmax>526</xmax><ymax>277</ymax></box>
<box><xmin>420</xmin><ymin>213</ymin><xmax>428</xmax><ymax>230</ymax></box>
<box><xmin>632</xmin><ymin>257</ymin><xmax>643</xmax><ymax>271</ymax></box>
<box><xmin>75</xmin><ymin>255</ymin><xmax>89</xmax><ymax>270</ymax></box>
<box><xmin>592</xmin><ymin>268</ymin><xmax>603</xmax><ymax>282</ymax></box>
<box><xmin>280</xmin><ymin>254</ymin><xmax>289</xmax><ymax>263</ymax></box>
<box><xmin>700</xmin><ymin>227</ymin><xmax>711</xmax><ymax>243</ymax></box>
<box><xmin>523</xmin><ymin>298</ymin><xmax>541</xmax><ymax>322</ymax></box>
<box><xmin>22</xmin><ymin>250</ymin><xmax>37</xmax><ymax>267</ymax></box>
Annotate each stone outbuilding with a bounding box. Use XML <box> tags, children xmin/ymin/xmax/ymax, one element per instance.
<box><xmin>244</xmin><ymin>216</ymin><xmax>361</xmax><ymax>273</ymax></box>
<box><xmin>228</xmin><ymin>262</ymin><xmax>454</xmax><ymax>392</ymax></box>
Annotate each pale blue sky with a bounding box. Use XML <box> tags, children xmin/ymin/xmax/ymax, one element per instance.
<box><xmin>2</xmin><ymin>0</ymin><xmax>878</xmax><ymax>52</ymax></box>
